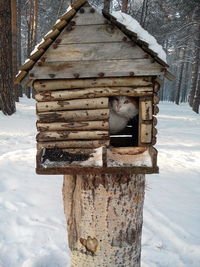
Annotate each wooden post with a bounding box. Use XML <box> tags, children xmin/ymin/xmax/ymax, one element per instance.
<box><xmin>63</xmin><ymin>173</ymin><xmax>145</xmax><ymax>267</ymax></box>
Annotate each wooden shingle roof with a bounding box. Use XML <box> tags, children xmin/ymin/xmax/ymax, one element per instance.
<box><xmin>15</xmin><ymin>0</ymin><xmax>87</xmax><ymax>85</ymax></box>
<box><xmin>15</xmin><ymin>0</ymin><xmax>174</xmax><ymax>85</ymax></box>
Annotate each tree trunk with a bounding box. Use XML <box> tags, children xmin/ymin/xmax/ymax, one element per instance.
<box><xmin>0</xmin><ymin>1</ymin><xmax>16</xmax><ymax>115</ymax></box>
<box><xmin>192</xmin><ymin>71</ymin><xmax>200</xmax><ymax>113</ymax></box>
<box><xmin>11</xmin><ymin>0</ymin><xmax>19</xmax><ymax>102</ymax></box>
<box><xmin>17</xmin><ymin>0</ymin><xmax>23</xmax><ymax>97</ymax></box>
<box><xmin>122</xmin><ymin>0</ymin><xmax>129</xmax><ymax>13</ymax></box>
<box><xmin>103</xmin><ymin>0</ymin><xmax>111</xmax><ymax>13</ymax></box>
<box><xmin>63</xmin><ymin>173</ymin><xmax>145</xmax><ymax>266</ymax></box>
<box><xmin>175</xmin><ymin>48</ymin><xmax>186</xmax><ymax>105</ymax></box>
<box><xmin>188</xmin><ymin>23</ymin><xmax>200</xmax><ymax>107</ymax></box>
<box><xmin>140</xmin><ymin>0</ymin><xmax>148</xmax><ymax>28</ymax></box>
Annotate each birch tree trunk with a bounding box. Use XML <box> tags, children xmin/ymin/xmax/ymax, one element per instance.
<box><xmin>63</xmin><ymin>173</ymin><xmax>145</xmax><ymax>267</ymax></box>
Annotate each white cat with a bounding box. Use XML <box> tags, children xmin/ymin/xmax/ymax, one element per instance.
<box><xmin>109</xmin><ymin>96</ymin><xmax>139</xmax><ymax>134</ymax></box>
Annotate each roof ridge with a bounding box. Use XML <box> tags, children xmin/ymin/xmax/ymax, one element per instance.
<box><xmin>102</xmin><ymin>10</ymin><xmax>169</xmax><ymax>69</ymax></box>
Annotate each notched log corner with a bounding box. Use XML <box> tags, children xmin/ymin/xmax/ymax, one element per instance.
<box><xmin>80</xmin><ymin>236</ymin><xmax>98</xmax><ymax>255</ymax></box>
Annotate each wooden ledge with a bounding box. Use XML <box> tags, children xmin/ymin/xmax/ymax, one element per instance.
<box><xmin>36</xmin><ymin>146</ymin><xmax>158</xmax><ymax>175</ymax></box>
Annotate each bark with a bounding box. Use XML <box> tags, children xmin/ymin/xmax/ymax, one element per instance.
<box><xmin>36</xmin><ymin>130</ymin><xmax>109</xmax><ymax>142</ymax></box>
<box><xmin>122</xmin><ymin>0</ymin><xmax>129</xmax><ymax>13</ymax></box>
<box><xmin>0</xmin><ymin>1</ymin><xmax>16</xmax><ymax>115</ymax></box>
<box><xmin>37</xmin><ymin>140</ymin><xmax>109</xmax><ymax>150</ymax></box>
<box><xmin>140</xmin><ymin>0</ymin><xmax>148</xmax><ymax>28</ymax></box>
<box><xmin>103</xmin><ymin>0</ymin><xmax>111</xmax><ymax>13</ymax></box>
<box><xmin>36</xmin><ymin>121</ymin><xmax>109</xmax><ymax>132</ymax></box>
<box><xmin>188</xmin><ymin>24</ymin><xmax>200</xmax><ymax>107</ymax></box>
<box><xmin>192</xmin><ymin>72</ymin><xmax>200</xmax><ymax>113</ymax></box>
<box><xmin>33</xmin><ymin>77</ymin><xmax>152</xmax><ymax>91</ymax></box>
<box><xmin>17</xmin><ymin>0</ymin><xmax>23</xmax><ymax>97</ymax></box>
<box><xmin>11</xmin><ymin>0</ymin><xmax>19</xmax><ymax>101</ymax></box>
<box><xmin>36</xmin><ymin>97</ymin><xmax>109</xmax><ymax>112</ymax></box>
<box><xmin>175</xmin><ymin>48</ymin><xmax>186</xmax><ymax>105</ymax></box>
<box><xmin>63</xmin><ymin>173</ymin><xmax>145</xmax><ymax>266</ymax></box>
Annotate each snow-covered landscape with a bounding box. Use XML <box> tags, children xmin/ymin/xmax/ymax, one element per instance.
<box><xmin>0</xmin><ymin>98</ymin><xmax>200</xmax><ymax>267</ymax></box>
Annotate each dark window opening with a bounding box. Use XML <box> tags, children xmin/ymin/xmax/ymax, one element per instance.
<box><xmin>109</xmin><ymin>96</ymin><xmax>139</xmax><ymax>147</ymax></box>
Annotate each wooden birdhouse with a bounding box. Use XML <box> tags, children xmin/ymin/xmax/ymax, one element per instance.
<box><xmin>15</xmin><ymin>0</ymin><xmax>174</xmax><ymax>175</ymax></box>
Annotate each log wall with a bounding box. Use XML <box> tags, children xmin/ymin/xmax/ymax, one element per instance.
<box><xmin>35</xmin><ymin>76</ymin><xmax>158</xmax><ymax>173</ymax></box>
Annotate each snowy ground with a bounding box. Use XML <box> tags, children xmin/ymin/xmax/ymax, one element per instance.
<box><xmin>0</xmin><ymin>98</ymin><xmax>200</xmax><ymax>267</ymax></box>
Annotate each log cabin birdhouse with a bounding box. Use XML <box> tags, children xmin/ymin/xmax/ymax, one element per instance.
<box><xmin>15</xmin><ymin>0</ymin><xmax>174</xmax><ymax>175</ymax></box>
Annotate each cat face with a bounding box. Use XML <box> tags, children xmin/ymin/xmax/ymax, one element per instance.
<box><xmin>110</xmin><ymin>96</ymin><xmax>139</xmax><ymax>119</ymax></box>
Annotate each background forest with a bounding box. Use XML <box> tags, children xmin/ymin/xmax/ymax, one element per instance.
<box><xmin>0</xmin><ymin>0</ymin><xmax>200</xmax><ymax>115</ymax></box>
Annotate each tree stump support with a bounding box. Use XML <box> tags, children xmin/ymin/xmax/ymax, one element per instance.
<box><xmin>63</xmin><ymin>173</ymin><xmax>145</xmax><ymax>266</ymax></box>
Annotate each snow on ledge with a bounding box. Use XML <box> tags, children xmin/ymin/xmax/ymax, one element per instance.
<box><xmin>112</xmin><ymin>11</ymin><xmax>167</xmax><ymax>63</ymax></box>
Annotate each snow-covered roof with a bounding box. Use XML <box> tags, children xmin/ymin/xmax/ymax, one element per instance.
<box><xmin>112</xmin><ymin>12</ymin><xmax>167</xmax><ymax>63</ymax></box>
<box><xmin>15</xmin><ymin>0</ymin><xmax>174</xmax><ymax>85</ymax></box>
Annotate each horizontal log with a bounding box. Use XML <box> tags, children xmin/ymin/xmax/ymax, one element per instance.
<box><xmin>152</xmin><ymin>137</ymin><xmax>157</xmax><ymax>145</ymax></box>
<box><xmin>36</xmin><ymin>97</ymin><xmax>108</xmax><ymax>112</ymax></box>
<box><xmin>33</xmin><ymin>77</ymin><xmax>153</xmax><ymax>91</ymax></box>
<box><xmin>153</xmin><ymin>95</ymin><xmax>160</xmax><ymax>104</ymax></box>
<box><xmin>37</xmin><ymin>109</ymin><xmax>109</xmax><ymax>123</ymax></box>
<box><xmin>29</xmin><ymin>59</ymin><xmax>162</xmax><ymax>80</ymax></box>
<box><xmin>35</xmin><ymin>86</ymin><xmax>153</xmax><ymax>102</ymax></box>
<box><xmin>153</xmin><ymin>105</ymin><xmax>159</xmax><ymax>115</ymax></box>
<box><xmin>152</xmin><ymin>127</ymin><xmax>158</xmax><ymax>136</ymax></box>
<box><xmin>36</xmin><ymin>166</ymin><xmax>159</xmax><ymax>175</ymax></box>
<box><xmin>37</xmin><ymin>121</ymin><xmax>109</xmax><ymax>131</ymax></box>
<box><xmin>153</xmin><ymin>116</ymin><xmax>157</xmax><ymax>126</ymax></box>
<box><xmin>37</xmin><ymin>139</ymin><xmax>110</xmax><ymax>150</ymax></box>
<box><xmin>43</xmin><ymin>43</ymin><xmax>148</xmax><ymax>62</ymax></box>
<box><xmin>37</xmin><ymin>130</ymin><xmax>109</xmax><ymax>142</ymax></box>
<box><xmin>154</xmin><ymin>80</ymin><xmax>161</xmax><ymax>92</ymax></box>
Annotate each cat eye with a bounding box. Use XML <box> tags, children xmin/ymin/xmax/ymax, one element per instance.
<box><xmin>124</xmin><ymin>100</ymin><xmax>129</xmax><ymax>104</ymax></box>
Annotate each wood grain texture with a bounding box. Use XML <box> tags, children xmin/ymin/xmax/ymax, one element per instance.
<box><xmin>60</xmin><ymin>24</ymin><xmax>126</xmax><ymax>44</ymax></box>
<box><xmin>63</xmin><ymin>173</ymin><xmax>145</xmax><ymax>266</ymax></box>
<box><xmin>73</xmin><ymin>7</ymin><xmax>107</xmax><ymax>25</ymax></box>
<box><xmin>37</xmin><ymin>140</ymin><xmax>109</xmax><ymax>150</ymax></box>
<box><xmin>37</xmin><ymin>109</ymin><xmax>109</xmax><ymax>123</ymax></box>
<box><xmin>34</xmin><ymin>77</ymin><xmax>153</xmax><ymax>91</ymax></box>
<box><xmin>30</xmin><ymin>59</ymin><xmax>162</xmax><ymax>79</ymax></box>
<box><xmin>37</xmin><ymin>121</ymin><xmax>109</xmax><ymax>131</ymax></box>
<box><xmin>36</xmin><ymin>130</ymin><xmax>108</xmax><ymax>141</ymax></box>
<box><xmin>140</xmin><ymin>123</ymin><xmax>152</xmax><ymax>143</ymax></box>
<box><xmin>35</xmin><ymin>86</ymin><xmax>153</xmax><ymax>102</ymax></box>
<box><xmin>140</xmin><ymin>99</ymin><xmax>153</xmax><ymax>120</ymax></box>
<box><xmin>42</xmin><ymin>42</ymin><xmax>147</xmax><ymax>62</ymax></box>
<box><xmin>36</xmin><ymin>97</ymin><xmax>108</xmax><ymax>112</ymax></box>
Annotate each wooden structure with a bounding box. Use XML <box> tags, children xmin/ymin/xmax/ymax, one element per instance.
<box><xmin>15</xmin><ymin>0</ymin><xmax>174</xmax><ymax>266</ymax></box>
<box><xmin>15</xmin><ymin>0</ymin><xmax>173</xmax><ymax>175</ymax></box>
